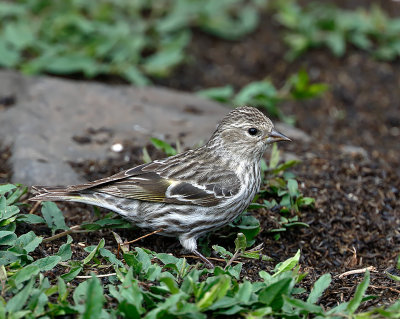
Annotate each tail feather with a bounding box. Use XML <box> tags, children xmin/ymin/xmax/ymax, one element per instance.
<box><xmin>30</xmin><ymin>185</ymin><xmax>76</xmax><ymax>202</ymax></box>
<box><xmin>30</xmin><ymin>186</ymin><xmax>115</xmax><ymax>211</ymax></box>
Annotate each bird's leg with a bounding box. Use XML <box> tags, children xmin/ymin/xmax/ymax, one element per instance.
<box><xmin>180</xmin><ymin>236</ymin><xmax>214</xmax><ymax>268</ymax></box>
<box><xmin>193</xmin><ymin>249</ymin><xmax>214</xmax><ymax>269</ymax></box>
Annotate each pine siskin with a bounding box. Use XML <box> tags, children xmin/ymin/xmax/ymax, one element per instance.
<box><xmin>31</xmin><ymin>106</ymin><xmax>291</xmax><ymax>267</ymax></box>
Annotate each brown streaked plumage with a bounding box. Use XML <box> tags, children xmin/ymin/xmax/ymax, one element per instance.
<box><xmin>31</xmin><ymin>106</ymin><xmax>291</xmax><ymax>267</ymax></box>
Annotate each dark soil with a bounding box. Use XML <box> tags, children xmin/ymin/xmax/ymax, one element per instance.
<box><xmin>1</xmin><ymin>0</ymin><xmax>400</xmax><ymax>312</ymax></box>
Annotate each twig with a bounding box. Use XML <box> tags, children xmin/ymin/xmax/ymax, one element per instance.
<box><xmin>42</xmin><ymin>225</ymin><xmax>83</xmax><ymax>244</ymax></box>
<box><xmin>29</xmin><ymin>201</ymin><xmax>41</xmax><ymax>214</ymax></box>
<box><xmin>337</xmin><ymin>266</ymin><xmax>377</xmax><ymax>279</ymax></box>
<box><xmin>369</xmin><ymin>284</ymin><xmax>400</xmax><ymax>294</ymax></box>
<box><xmin>75</xmin><ymin>273</ymin><xmax>117</xmax><ymax>279</ymax></box>
<box><xmin>224</xmin><ymin>243</ymin><xmax>265</xmax><ymax>269</ymax></box>
<box><xmin>123</xmin><ymin>228</ymin><xmax>164</xmax><ymax>245</ymax></box>
<box><xmin>224</xmin><ymin>250</ymin><xmax>242</xmax><ymax>270</ymax></box>
<box><xmin>116</xmin><ymin>228</ymin><xmax>164</xmax><ymax>256</ymax></box>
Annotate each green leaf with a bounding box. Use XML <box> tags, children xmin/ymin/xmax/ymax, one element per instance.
<box><xmin>0</xmin><ymin>197</ymin><xmax>19</xmax><ymax>226</ymax></box>
<box><xmin>83</xmin><ymin>238</ymin><xmax>105</xmax><ymax>264</ymax></box>
<box><xmin>73</xmin><ymin>280</ymin><xmax>89</xmax><ymax>309</ymax></box>
<box><xmin>0</xmin><ymin>39</ymin><xmax>20</xmax><ymax>67</ymax></box>
<box><xmin>287</xmin><ymin>179</ymin><xmax>299</xmax><ymax>198</ymax></box>
<box><xmin>56</xmin><ymin>235</ymin><xmax>73</xmax><ymax>261</ymax></box>
<box><xmin>234</xmin><ymin>80</ymin><xmax>280</xmax><ymax>117</ymax></box>
<box><xmin>143</xmin><ymin>46</ymin><xmax>185</xmax><ymax>77</ymax></box>
<box><xmin>269</xmin><ymin>143</ymin><xmax>280</xmax><ymax>169</ymax></box>
<box><xmin>235</xmin><ymin>81</ymin><xmax>278</xmax><ymax>103</ymax></box>
<box><xmin>58</xmin><ymin>277</ymin><xmax>68</xmax><ymax>302</ymax></box>
<box><xmin>81</xmin><ymin>218</ymin><xmax>131</xmax><ymax>230</ymax></box>
<box><xmin>0</xmin><ymin>265</ymin><xmax>6</xmax><ymax>282</ymax></box>
<box><xmin>31</xmin><ymin>255</ymin><xmax>61</xmax><ymax>271</ymax></box>
<box><xmin>307</xmin><ymin>273</ymin><xmax>332</xmax><ymax>304</ymax></box>
<box><xmin>99</xmin><ymin>248</ymin><xmax>124</xmax><ymax>267</ymax></box>
<box><xmin>284</xmin><ymin>221</ymin><xmax>309</xmax><ymax>228</ymax></box>
<box><xmin>258</xmin><ymin>277</ymin><xmax>292</xmax><ymax>310</ymax></box>
<box><xmin>142</xmin><ymin>146</ymin><xmax>152</xmax><ymax>164</ymax></box>
<box><xmin>273</xmin><ymin>250</ymin><xmax>301</xmax><ymax>277</ymax></box>
<box><xmin>150</xmin><ymin>138</ymin><xmax>177</xmax><ymax>156</ymax></box>
<box><xmin>41</xmin><ymin>202</ymin><xmax>68</xmax><ymax>233</ymax></box>
<box><xmin>197</xmin><ymin>275</ymin><xmax>231</xmax><ymax>310</ymax></box>
<box><xmin>196</xmin><ymin>85</ymin><xmax>234</xmax><ymax>103</ymax></box>
<box><xmin>82</xmin><ymin>276</ymin><xmax>104</xmax><ymax>319</ymax></box>
<box><xmin>245</xmin><ymin>306</ymin><xmax>273</xmax><ymax>318</ymax></box>
<box><xmin>6</xmin><ymin>277</ymin><xmax>35</xmax><ymax>313</ymax></box>
<box><xmin>13</xmin><ymin>265</ymin><xmax>40</xmax><ymax>286</ymax></box>
<box><xmin>121</xmin><ymin>65</ymin><xmax>150</xmax><ymax>86</ymax></box>
<box><xmin>5</xmin><ymin>185</ymin><xmax>27</xmax><ymax>205</ymax></box>
<box><xmin>288</xmin><ymin>69</ymin><xmax>328</xmax><ymax>100</ymax></box>
<box><xmin>227</xmin><ymin>262</ymin><xmax>242</xmax><ymax>280</ymax></box>
<box><xmin>135</xmin><ymin>247</ymin><xmax>152</xmax><ymax>270</ymax></box>
<box><xmin>213</xmin><ymin>245</ymin><xmax>233</xmax><ymax>259</ymax></box>
<box><xmin>0</xmin><ymin>230</ymin><xmax>17</xmax><ymax>246</ymax></box>
<box><xmin>346</xmin><ymin>270</ymin><xmax>370</xmax><ymax>314</ymax></box>
<box><xmin>386</xmin><ymin>271</ymin><xmax>400</xmax><ymax>282</ymax></box>
<box><xmin>326</xmin><ymin>32</ymin><xmax>346</xmax><ymax>56</ymax></box>
<box><xmin>284</xmin><ymin>296</ymin><xmax>323</xmax><ymax>314</ymax></box>
<box><xmin>117</xmin><ymin>269</ymin><xmax>144</xmax><ymax>316</ymax></box>
<box><xmin>0</xmin><ymin>2</ymin><xmax>26</xmax><ymax>17</ymax></box>
<box><xmin>160</xmin><ymin>276</ymin><xmax>180</xmax><ymax>294</ymax></box>
<box><xmin>247</xmin><ymin>203</ymin><xmax>268</xmax><ymax>210</ymax></box>
<box><xmin>236</xmin><ymin>280</ymin><xmax>253</xmax><ymax>304</ymax></box>
<box><xmin>0</xmin><ymin>184</ymin><xmax>16</xmax><ymax>195</ymax></box>
<box><xmin>200</xmin><ymin>4</ymin><xmax>260</xmax><ymax>40</ymax></box>
<box><xmin>156</xmin><ymin>253</ymin><xmax>180</xmax><ymax>266</ymax></box>
<box><xmin>61</xmin><ymin>266</ymin><xmax>82</xmax><ymax>282</ymax></box>
<box><xmin>297</xmin><ymin>196</ymin><xmax>315</xmax><ymax>207</ymax></box>
<box><xmin>14</xmin><ymin>231</ymin><xmax>42</xmax><ymax>253</ymax></box>
<box><xmin>44</xmin><ymin>54</ymin><xmax>98</xmax><ymax>76</ymax></box>
<box><xmin>234</xmin><ymin>233</ymin><xmax>247</xmax><ymax>252</ymax></box>
<box><xmin>234</xmin><ymin>215</ymin><xmax>260</xmax><ymax>246</ymax></box>
<box><xmin>3</xmin><ymin>21</ymin><xmax>35</xmax><ymax>50</ymax></box>
<box><xmin>16</xmin><ymin>214</ymin><xmax>46</xmax><ymax>224</ymax></box>
<box><xmin>0</xmin><ymin>251</ymin><xmax>20</xmax><ymax>266</ymax></box>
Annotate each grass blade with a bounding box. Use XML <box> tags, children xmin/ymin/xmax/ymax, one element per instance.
<box><xmin>346</xmin><ymin>270</ymin><xmax>370</xmax><ymax>315</ymax></box>
<box><xmin>307</xmin><ymin>273</ymin><xmax>332</xmax><ymax>304</ymax></box>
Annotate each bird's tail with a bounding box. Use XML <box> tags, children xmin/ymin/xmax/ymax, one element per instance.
<box><xmin>30</xmin><ymin>185</ymin><xmax>81</xmax><ymax>202</ymax></box>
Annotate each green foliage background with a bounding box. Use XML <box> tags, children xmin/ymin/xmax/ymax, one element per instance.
<box><xmin>0</xmin><ymin>0</ymin><xmax>267</xmax><ymax>85</ymax></box>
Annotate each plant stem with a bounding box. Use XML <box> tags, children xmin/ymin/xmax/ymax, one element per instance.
<box><xmin>42</xmin><ymin>225</ymin><xmax>83</xmax><ymax>243</ymax></box>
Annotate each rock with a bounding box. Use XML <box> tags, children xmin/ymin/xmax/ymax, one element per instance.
<box><xmin>0</xmin><ymin>70</ymin><xmax>310</xmax><ymax>186</ymax></box>
<box><xmin>281</xmin><ymin>152</ymin><xmax>301</xmax><ymax>163</ymax></box>
<box><xmin>0</xmin><ymin>71</ymin><xmax>228</xmax><ymax>185</ymax></box>
<box><xmin>340</xmin><ymin>145</ymin><xmax>368</xmax><ymax>158</ymax></box>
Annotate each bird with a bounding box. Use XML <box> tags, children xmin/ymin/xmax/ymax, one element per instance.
<box><xmin>30</xmin><ymin>106</ymin><xmax>291</xmax><ymax>268</ymax></box>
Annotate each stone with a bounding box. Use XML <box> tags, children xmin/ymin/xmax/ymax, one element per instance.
<box><xmin>340</xmin><ymin>145</ymin><xmax>368</xmax><ymax>158</ymax></box>
<box><xmin>0</xmin><ymin>71</ymin><xmax>228</xmax><ymax>185</ymax></box>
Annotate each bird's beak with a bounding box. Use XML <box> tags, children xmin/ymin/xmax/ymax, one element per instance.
<box><xmin>266</xmin><ymin>128</ymin><xmax>291</xmax><ymax>144</ymax></box>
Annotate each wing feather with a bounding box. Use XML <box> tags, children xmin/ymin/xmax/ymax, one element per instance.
<box><xmin>65</xmin><ymin>152</ymin><xmax>241</xmax><ymax>207</ymax></box>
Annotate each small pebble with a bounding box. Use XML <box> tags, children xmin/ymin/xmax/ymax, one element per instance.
<box><xmin>111</xmin><ymin>143</ymin><xmax>124</xmax><ymax>152</ymax></box>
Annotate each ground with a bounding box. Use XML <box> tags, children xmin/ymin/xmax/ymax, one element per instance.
<box><xmin>1</xmin><ymin>1</ymin><xmax>399</xmax><ymax>312</ymax></box>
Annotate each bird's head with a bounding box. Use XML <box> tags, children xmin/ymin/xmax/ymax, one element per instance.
<box><xmin>207</xmin><ymin>106</ymin><xmax>291</xmax><ymax>162</ymax></box>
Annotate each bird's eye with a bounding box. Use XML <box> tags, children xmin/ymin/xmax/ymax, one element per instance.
<box><xmin>248</xmin><ymin>128</ymin><xmax>258</xmax><ymax>136</ymax></box>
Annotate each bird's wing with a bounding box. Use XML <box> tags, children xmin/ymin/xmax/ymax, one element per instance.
<box><xmin>67</xmin><ymin>156</ymin><xmax>241</xmax><ymax>207</ymax></box>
